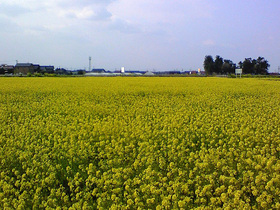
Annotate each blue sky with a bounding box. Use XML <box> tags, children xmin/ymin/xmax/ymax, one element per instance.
<box><xmin>0</xmin><ymin>0</ymin><xmax>279</xmax><ymax>72</ymax></box>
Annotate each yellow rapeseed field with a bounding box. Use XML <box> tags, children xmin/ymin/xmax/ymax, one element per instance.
<box><xmin>0</xmin><ymin>77</ymin><xmax>280</xmax><ymax>209</ymax></box>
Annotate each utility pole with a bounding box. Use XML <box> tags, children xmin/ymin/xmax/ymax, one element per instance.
<box><xmin>89</xmin><ymin>57</ymin><xmax>92</xmax><ymax>72</ymax></box>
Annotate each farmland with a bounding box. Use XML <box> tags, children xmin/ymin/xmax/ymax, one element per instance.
<box><xmin>0</xmin><ymin>77</ymin><xmax>280</xmax><ymax>209</ymax></box>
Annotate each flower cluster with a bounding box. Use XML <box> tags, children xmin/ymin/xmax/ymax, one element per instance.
<box><xmin>0</xmin><ymin>77</ymin><xmax>280</xmax><ymax>209</ymax></box>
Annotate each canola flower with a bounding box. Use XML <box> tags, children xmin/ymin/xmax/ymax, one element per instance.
<box><xmin>0</xmin><ymin>77</ymin><xmax>280</xmax><ymax>209</ymax></box>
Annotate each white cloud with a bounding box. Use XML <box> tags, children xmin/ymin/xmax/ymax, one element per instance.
<box><xmin>106</xmin><ymin>0</ymin><xmax>215</xmax><ymax>37</ymax></box>
<box><xmin>5</xmin><ymin>0</ymin><xmax>278</xmax><ymax>72</ymax></box>
<box><xmin>203</xmin><ymin>39</ymin><xmax>215</xmax><ymax>46</ymax></box>
<box><xmin>0</xmin><ymin>0</ymin><xmax>215</xmax><ymax>36</ymax></box>
<box><xmin>108</xmin><ymin>17</ymin><xmax>140</xmax><ymax>33</ymax></box>
<box><xmin>0</xmin><ymin>1</ymin><xmax>115</xmax><ymax>28</ymax></box>
<box><xmin>0</xmin><ymin>16</ymin><xmax>20</xmax><ymax>33</ymax></box>
<box><xmin>108</xmin><ymin>0</ymin><xmax>214</xmax><ymax>24</ymax></box>
<box><xmin>0</xmin><ymin>3</ymin><xmax>31</xmax><ymax>17</ymax></box>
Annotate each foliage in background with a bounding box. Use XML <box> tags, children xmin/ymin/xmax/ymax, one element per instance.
<box><xmin>204</xmin><ymin>55</ymin><xmax>269</xmax><ymax>75</ymax></box>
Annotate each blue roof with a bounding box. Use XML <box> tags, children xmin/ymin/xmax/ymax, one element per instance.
<box><xmin>15</xmin><ymin>63</ymin><xmax>33</xmax><ymax>67</ymax></box>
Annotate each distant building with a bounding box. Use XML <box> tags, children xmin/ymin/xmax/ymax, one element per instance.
<box><xmin>163</xmin><ymin>71</ymin><xmax>181</xmax><ymax>75</ymax></box>
<box><xmin>269</xmin><ymin>72</ymin><xmax>280</xmax><ymax>76</ymax></box>
<box><xmin>14</xmin><ymin>63</ymin><xmax>40</xmax><ymax>75</ymax></box>
<box><xmin>0</xmin><ymin>64</ymin><xmax>14</xmax><ymax>74</ymax></box>
<box><xmin>55</xmin><ymin>68</ymin><xmax>71</xmax><ymax>75</ymax></box>
<box><xmin>125</xmin><ymin>70</ymin><xmax>146</xmax><ymax>74</ymax></box>
<box><xmin>91</xmin><ymin>69</ymin><xmax>106</xmax><ymax>73</ymax></box>
<box><xmin>40</xmin><ymin>66</ymin><xmax>55</xmax><ymax>74</ymax></box>
<box><xmin>144</xmin><ymin>71</ymin><xmax>154</xmax><ymax>76</ymax></box>
<box><xmin>69</xmin><ymin>69</ymin><xmax>85</xmax><ymax>75</ymax></box>
<box><xmin>33</xmin><ymin>64</ymin><xmax>40</xmax><ymax>72</ymax></box>
<box><xmin>182</xmin><ymin>71</ymin><xmax>190</xmax><ymax>74</ymax></box>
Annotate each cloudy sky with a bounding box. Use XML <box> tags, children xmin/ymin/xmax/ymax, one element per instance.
<box><xmin>0</xmin><ymin>0</ymin><xmax>279</xmax><ymax>72</ymax></box>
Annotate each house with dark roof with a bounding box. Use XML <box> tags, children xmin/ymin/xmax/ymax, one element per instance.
<box><xmin>0</xmin><ymin>64</ymin><xmax>14</xmax><ymax>74</ymax></box>
<box><xmin>91</xmin><ymin>69</ymin><xmax>106</xmax><ymax>73</ymax></box>
<box><xmin>14</xmin><ymin>63</ymin><xmax>40</xmax><ymax>75</ymax></box>
<box><xmin>126</xmin><ymin>70</ymin><xmax>146</xmax><ymax>74</ymax></box>
<box><xmin>55</xmin><ymin>68</ymin><xmax>71</xmax><ymax>75</ymax></box>
<box><xmin>40</xmin><ymin>66</ymin><xmax>55</xmax><ymax>74</ymax></box>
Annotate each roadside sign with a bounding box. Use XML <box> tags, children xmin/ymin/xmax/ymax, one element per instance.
<box><xmin>235</xmin><ymin>68</ymin><xmax>242</xmax><ymax>78</ymax></box>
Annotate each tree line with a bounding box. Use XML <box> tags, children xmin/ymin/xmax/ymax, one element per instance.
<box><xmin>203</xmin><ymin>55</ymin><xmax>270</xmax><ymax>75</ymax></box>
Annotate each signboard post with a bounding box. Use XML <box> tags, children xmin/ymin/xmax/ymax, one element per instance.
<box><xmin>235</xmin><ymin>68</ymin><xmax>242</xmax><ymax>78</ymax></box>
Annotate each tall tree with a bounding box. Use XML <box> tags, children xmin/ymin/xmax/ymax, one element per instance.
<box><xmin>255</xmin><ymin>57</ymin><xmax>270</xmax><ymax>75</ymax></box>
<box><xmin>0</xmin><ymin>67</ymin><xmax>4</xmax><ymax>74</ymax></box>
<box><xmin>241</xmin><ymin>58</ymin><xmax>254</xmax><ymax>74</ymax></box>
<box><xmin>238</xmin><ymin>61</ymin><xmax>243</xmax><ymax>69</ymax></box>
<box><xmin>203</xmin><ymin>55</ymin><xmax>214</xmax><ymax>75</ymax></box>
<box><xmin>214</xmin><ymin>55</ymin><xmax>224</xmax><ymax>74</ymax></box>
<box><xmin>222</xmin><ymin>59</ymin><xmax>236</xmax><ymax>74</ymax></box>
<box><xmin>240</xmin><ymin>57</ymin><xmax>270</xmax><ymax>74</ymax></box>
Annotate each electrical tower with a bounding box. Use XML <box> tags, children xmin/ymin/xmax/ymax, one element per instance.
<box><xmin>89</xmin><ymin>57</ymin><xmax>92</xmax><ymax>72</ymax></box>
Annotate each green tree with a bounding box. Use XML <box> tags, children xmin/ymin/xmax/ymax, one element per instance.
<box><xmin>203</xmin><ymin>55</ymin><xmax>214</xmax><ymax>75</ymax></box>
<box><xmin>221</xmin><ymin>59</ymin><xmax>236</xmax><ymax>74</ymax></box>
<box><xmin>241</xmin><ymin>58</ymin><xmax>254</xmax><ymax>74</ymax></box>
<box><xmin>214</xmin><ymin>55</ymin><xmax>224</xmax><ymax>74</ymax></box>
<box><xmin>238</xmin><ymin>61</ymin><xmax>243</xmax><ymax>69</ymax></box>
<box><xmin>254</xmin><ymin>57</ymin><xmax>270</xmax><ymax>75</ymax></box>
<box><xmin>239</xmin><ymin>57</ymin><xmax>270</xmax><ymax>75</ymax></box>
<box><xmin>0</xmin><ymin>67</ymin><xmax>4</xmax><ymax>74</ymax></box>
